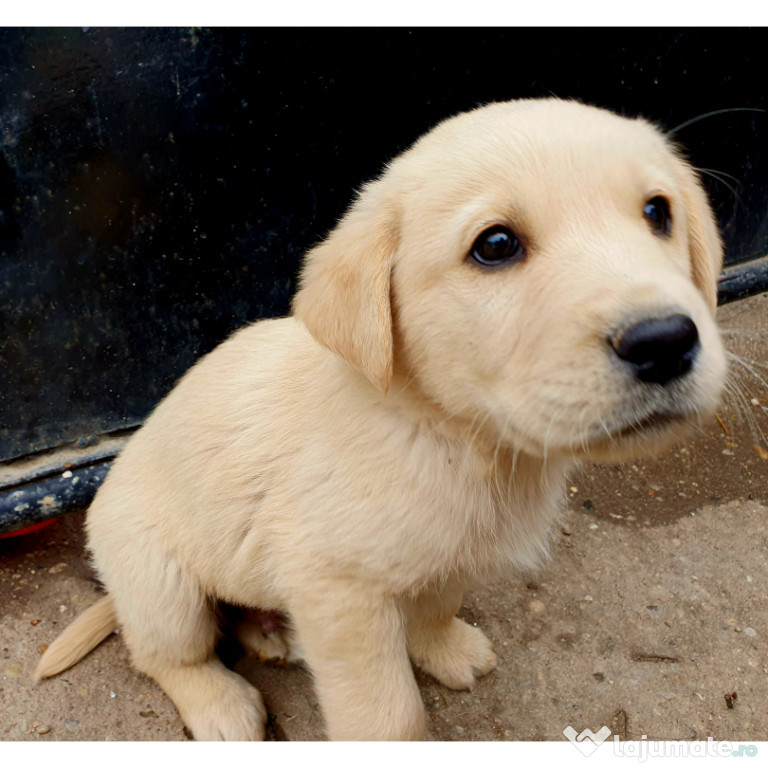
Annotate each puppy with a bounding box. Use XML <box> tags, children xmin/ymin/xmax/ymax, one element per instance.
<box><xmin>35</xmin><ymin>98</ymin><xmax>726</xmax><ymax>740</ymax></box>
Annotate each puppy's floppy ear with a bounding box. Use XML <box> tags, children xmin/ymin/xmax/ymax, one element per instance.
<box><xmin>675</xmin><ymin>160</ymin><xmax>724</xmax><ymax>314</ymax></box>
<box><xmin>292</xmin><ymin>181</ymin><xmax>398</xmax><ymax>394</ymax></box>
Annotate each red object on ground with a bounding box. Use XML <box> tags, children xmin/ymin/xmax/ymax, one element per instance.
<box><xmin>0</xmin><ymin>518</ymin><xmax>58</xmax><ymax>539</ymax></box>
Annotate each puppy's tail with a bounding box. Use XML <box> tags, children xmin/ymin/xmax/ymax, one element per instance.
<box><xmin>34</xmin><ymin>595</ymin><xmax>118</xmax><ymax>681</ymax></box>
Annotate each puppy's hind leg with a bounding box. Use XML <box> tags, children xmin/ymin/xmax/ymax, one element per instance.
<box><xmin>231</xmin><ymin>609</ymin><xmax>297</xmax><ymax>664</ymax></box>
<box><xmin>112</xmin><ymin>557</ymin><xmax>267</xmax><ymax>741</ymax></box>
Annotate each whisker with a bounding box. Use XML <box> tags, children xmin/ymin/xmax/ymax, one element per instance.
<box><xmin>666</xmin><ymin>107</ymin><xmax>765</xmax><ymax>137</ymax></box>
<box><xmin>722</xmin><ymin>351</ymin><xmax>768</xmax><ymax>445</ymax></box>
<box><xmin>542</xmin><ymin>403</ymin><xmax>568</xmax><ymax>461</ymax></box>
<box><xmin>728</xmin><ymin>351</ymin><xmax>768</xmax><ymax>395</ymax></box>
<box><xmin>575</xmin><ymin>403</ymin><xmax>593</xmax><ymax>458</ymax></box>
<box><xmin>721</xmin><ymin>377</ymin><xmax>754</xmax><ymax>435</ymax></box>
<box><xmin>505</xmin><ymin>446</ymin><xmax>520</xmax><ymax>504</ymax></box>
<box><xmin>693</xmin><ymin>167</ymin><xmax>743</xmax><ymax>206</ymax></box>
<box><xmin>694</xmin><ymin>167</ymin><xmax>742</xmax><ymax>188</ymax></box>
<box><xmin>722</xmin><ymin>377</ymin><xmax>749</xmax><ymax>423</ymax></box>
<box><xmin>458</xmin><ymin>408</ymin><xmax>494</xmax><ymax>476</ymax></box>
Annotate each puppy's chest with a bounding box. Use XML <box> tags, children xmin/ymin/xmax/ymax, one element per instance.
<box><xmin>377</xmin><ymin>437</ymin><xmax>564</xmax><ymax>583</ymax></box>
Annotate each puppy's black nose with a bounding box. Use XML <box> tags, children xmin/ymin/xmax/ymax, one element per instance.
<box><xmin>611</xmin><ymin>314</ymin><xmax>699</xmax><ymax>385</ymax></box>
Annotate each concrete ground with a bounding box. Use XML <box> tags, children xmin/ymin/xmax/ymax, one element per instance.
<box><xmin>2</xmin><ymin>293</ymin><xmax>768</xmax><ymax>742</ymax></box>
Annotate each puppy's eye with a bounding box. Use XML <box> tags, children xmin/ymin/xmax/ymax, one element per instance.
<box><xmin>643</xmin><ymin>196</ymin><xmax>672</xmax><ymax>237</ymax></box>
<box><xmin>470</xmin><ymin>225</ymin><xmax>524</xmax><ymax>267</ymax></box>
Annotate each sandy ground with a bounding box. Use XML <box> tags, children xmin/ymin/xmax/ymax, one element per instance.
<box><xmin>2</xmin><ymin>293</ymin><xmax>768</xmax><ymax>743</ymax></box>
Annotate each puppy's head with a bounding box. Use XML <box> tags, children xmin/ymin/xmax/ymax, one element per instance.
<box><xmin>293</xmin><ymin>99</ymin><xmax>726</xmax><ymax>462</ymax></box>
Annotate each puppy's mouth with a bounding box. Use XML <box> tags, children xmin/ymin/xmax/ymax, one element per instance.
<box><xmin>610</xmin><ymin>410</ymin><xmax>684</xmax><ymax>440</ymax></box>
<box><xmin>581</xmin><ymin>402</ymin><xmax>699</xmax><ymax>452</ymax></box>
<box><xmin>569</xmin><ymin>407</ymin><xmax>696</xmax><ymax>462</ymax></box>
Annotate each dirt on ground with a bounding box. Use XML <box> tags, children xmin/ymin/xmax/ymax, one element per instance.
<box><xmin>2</xmin><ymin>293</ymin><xmax>768</xmax><ymax>742</ymax></box>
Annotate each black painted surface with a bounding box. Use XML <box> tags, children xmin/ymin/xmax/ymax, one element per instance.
<box><xmin>1</xmin><ymin>28</ymin><xmax>767</xmax><ymax>466</ymax></box>
<box><xmin>0</xmin><ymin>463</ymin><xmax>109</xmax><ymax>535</ymax></box>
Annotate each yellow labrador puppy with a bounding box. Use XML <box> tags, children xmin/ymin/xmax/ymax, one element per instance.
<box><xmin>35</xmin><ymin>99</ymin><xmax>726</xmax><ymax>740</ymax></box>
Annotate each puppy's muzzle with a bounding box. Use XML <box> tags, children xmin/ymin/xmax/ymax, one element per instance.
<box><xmin>610</xmin><ymin>313</ymin><xmax>700</xmax><ymax>386</ymax></box>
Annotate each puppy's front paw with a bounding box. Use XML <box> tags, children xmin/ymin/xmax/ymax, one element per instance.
<box><xmin>410</xmin><ymin>617</ymin><xmax>497</xmax><ymax>691</ymax></box>
<box><xmin>183</xmin><ymin>675</ymin><xmax>267</xmax><ymax>741</ymax></box>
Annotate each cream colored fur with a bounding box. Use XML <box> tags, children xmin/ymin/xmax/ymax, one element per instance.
<box><xmin>35</xmin><ymin>99</ymin><xmax>726</xmax><ymax>740</ymax></box>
